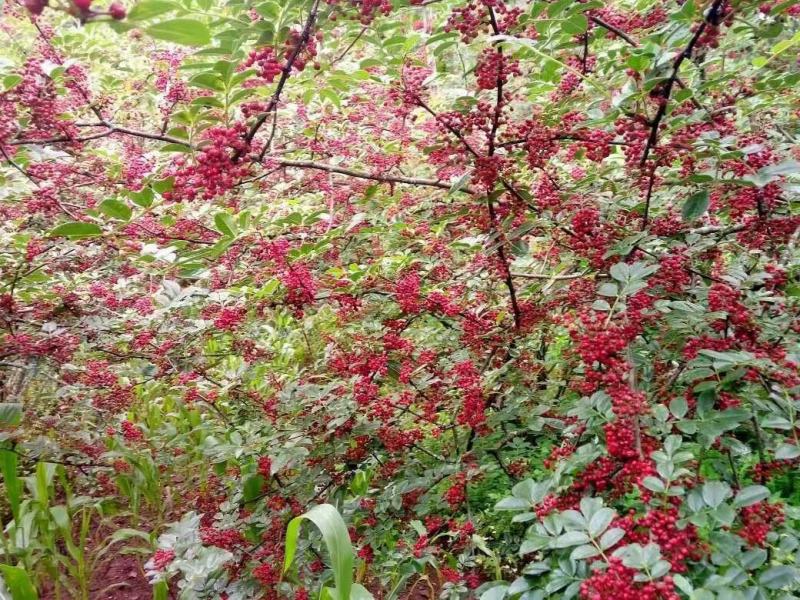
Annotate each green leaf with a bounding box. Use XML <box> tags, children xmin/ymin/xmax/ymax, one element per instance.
<box><xmin>49</xmin><ymin>222</ymin><xmax>102</xmax><ymax>239</ymax></box>
<box><xmin>775</xmin><ymin>444</ymin><xmax>800</xmax><ymax>460</ymax></box>
<box><xmin>214</xmin><ymin>213</ymin><xmax>236</xmax><ymax>238</ymax></box>
<box><xmin>448</xmin><ymin>173</ymin><xmax>471</xmax><ymax>196</ymax></box>
<box><xmin>570</xmin><ymin>544</ymin><xmax>599</xmax><ymax>560</ymax></box>
<box><xmin>682</xmin><ymin>190</ymin><xmax>709</xmax><ymax>221</ymax></box>
<box><xmin>702</xmin><ymin>481</ymin><xmax>731</xmax><ymax>508</ymax></box>
<box><xmin>480</xmin><ymin>585</ymin><xmax>508</xmax><ymax>600</ymax></box>
<box><xmin>99</xmin><ymin>199</ymin><xmax>132</xmax><ymax>221</ymax></box>
<box><xmin>146</xmin><ymin>19</ymin><xmax>212</xmax><ymax>46</ymax></box>
<box><xmin>511</xmin><ymin>479</ymin><xmax>547</xmax><ymax>503</ymax></box>
<box><xmin>152</xmin><ymin>177</ymin><xmax>174</xmax><ymax>194</ymax></box>
<box><xmin>243</xmin><ymin>475</ymin><xmax>266</xmax><ymax>503</ymax></box>
<box><xmin>759</xmin><ymin>565</ymin><xmax>798</xmax><ymax>589</ymax></box>
<box><xmin>733</xmin><ymin>485</ymin><xmax>769</xmax><ymax>508</ymax></box>
<box><xmin>762</xmin><ymin>159</ymin><xmax>800</xmax><ymax>177</ymax></box>
<box><xmin>561</xmin><ymin>14</ymin><xmax>588</xmax><ymax>35</ymax></box>
<box><xmin>588</xmin><ymin>508</ymin><xmax>615</xmax><ymax>537</ymax></box>
<box><xmin>153</xmin><ymin>581</ymin><xmax>169</xmax><ymax>600</ymax></box>
<box><xmin>129</xmin><ymin>188</ymin><xmax>154</xmax><ymax>208</ymax></box>
<box><xmin>626</xmin><ymin>54</ymin><xmax>651</xmax><ymax>72</ymax></box>
<box><xmin>189</xmin><ymin>73</ymin><xmax>225</xmax><ymax>92</ymax></box>
<box><xmin>108</xmin><ymin>527</ymin><xmax>152</xmax><ymax>544</ymax></box>
<box><xmin>0</xmin><ymin>403</ymin><xmax>22</xmax><ymax>427</ymax></box>
<box><xmin>520</xmin><ymin>535</ymin><xmax>550</xmax><ymax>555</ymax></box>
<box><xmin>127</xmin><ymin>0</ymin><xmax>178</xmax><ymax>20</ymax></box>
<box><xmin>0</xmin><ymin>565</ymin><xmax>38</xmax><ymax>600</ymax></box>
<box><xmin>49</xmin><ymin>505</ymin><xmax>70</xmax><ymax>531</ymax></box>
<box><xmin>0</xmin><ymin>449</ymin><xmax>22</xmax><ymax>521</ymax></box>
<box><xmin>552</xmin><ymin>531</ymin><xmax>590</xmax><ymax>548</ymax></box>
<box><xmin>609</xmin><ymin>262</ymin><xmax>629</xmax><ymax>282</ymax></box>
<box><xmin>642</xmin><ymin>476</ymin><xmax>666</xmax><ymax>493</ymax></box>
<box><xmin>599</xmin><ymin>527</ymin><xmax>625</xmax><ymax>550</ymax></box>
<box><xmin>320</xmin><ymin>88</ymin><xmax>341</xmax><ymax>108</ymax></box>
<box><xmin>351</xmin><ymin>584</ymin><xmax>374</xmax><ymax>600</ymax></box>
<box><xmin>495</xmin><ymin>497</ymin><xmax>530</xmax><ymax>510</ymax></box>
<box><xmin>669</xmin><ymin>397</ymin><xmax>688</xmax><ymax>419</ymax></box>
<box><xmin>255</xmin><ymin>1</ymin><xmax>281</xmax><ymax>20</ymax></box>
<box><xmin>673</xmin><ymin>574</ymin><xmax>693</xmax><ymax>594</ymax></box>
<box><xmin>284</xmin><ymin>504</ymin><xmax>369</xmax><ymax>600</ymax></box>
<box><xmin>2</xmin><ymin>75</ymin><xmax>23</xmax><ymax>92</ymax></box>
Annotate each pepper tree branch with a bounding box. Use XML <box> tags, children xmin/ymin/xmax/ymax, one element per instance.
<box><xmin>487</xmin><ymin>6</ymin><xmax>522</xmax><ymax>330</ymax></box>
<box><xmin>237</xmin><ymin>0</ymin><xmax>321</xmax><ymax>162</ymax></box>
<box><xmin>10</xmin><ymin>124</ymin><xmax>193</xmax><ymax>148</ymax></box>
<box><xmin>590</xmin><ymin>15</ymin><xmax>703</xmax><ymax>110</ymax></box>
<box><xmin>639</xmin><ymin>0</ymin><xmax>725</xmax><ymax>168</ymax></box>
<box><xmin>267</xmin><ymin>158</ymin><xmax>475</xmax><ymax>193</ymax></box>
<box><xmin>639</xmin><ymin>0</ymin><xmax>725</xmax><ymax>229</ymax></box>
<box><xmin>5</xmin><ymin>123</ymin><xmax>475</xmax><ymax>194</ymax></box>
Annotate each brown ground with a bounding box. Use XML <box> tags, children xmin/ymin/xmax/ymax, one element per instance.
<box><xmin>87</xmin><ymin>555</ymin><xmax>153</xmax><ymax>599</ymax></box>
<box><xmin>39</xmin><ymin>554</ymin><xmax>153</xmax><ymax>600</ymax></box>
<box><xmin>368</xmin><ymin>569</ymin><xmax>446</xmax><ymax>600</ymax></box>
<box><xmin>39</xmin><ymin>548</ymin><xmax>441</xmax><ymax>600</ymax></box>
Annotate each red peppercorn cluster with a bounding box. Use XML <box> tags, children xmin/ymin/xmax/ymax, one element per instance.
<box><xmin>395</xmin><ymin>273</ymin><xmax>421</xmax><ymax>313</ymax></box>
<box><xmin>282</xmin><ymin>28</ymin><xmax>319</xmax><ymax>72</ymax></box>
<box><xmin>752</xmin><ymin>456</ymin><xmax>799</xmax><ymax>482</ymax></box>
<box><xmin>738</xmin><ymin>501</ymin><xmax>784</xmax><ymax>547</ymax></box>
<box><xmin>199</xmin><ymin>527</ymin><xmax>245</xmax><ymax>551</ymax></box>
<box><xmin>1</xmin><ymin>58</ymin><xmax>80</xmax><ymax>147</ymax></box>
<box><xmin>150</xmin><ymin>548</ymin><xmax>175</xmax><ymax>571</ymax></box>
<box><xmin>543</xmin><ymin>444</ymin><xmax>576</xmax><ymax>472</ymax></box>
<box><xmin>616</xmin><ymin>508</ymin><xmax>701</xmax><ymax>571</ymax></box>
<box><xmin>567</xmin><ymin>207</ymin><xmax>613</xmax><ymax>267</ymax></box>
<box><xmin>243</xmin><ymin>47</ymin><xmax>283</xmax><ymax>83</ymax></box>
<box><xmin>708</xmin><ymin>283</ymin><xmax>754</xmax><ymax>333</ymax></box>
<box><xmin>164</xmin><ymin>124</ymin><xmax>250</xmax><ymax>202</ymax></box>
<box><xmin>474</xmin><ymin>48</ymin><xmax>521</xmax><ymax>90</ymax></box>
<box><xmin>474</xmin><ymin>155</ymin><xmax>506</xmax><ymax>190</ymax></box>
<box><xmin>280</xmin><ymin>263</ymin><xmax>317</xmax><ymax>313</ymax></box>
<box><xmin>121</xmin><ymin>420</ymin><xmax>143</xmax><ymax>442</ymax></box>
<box><xmin>576</xmin><ymin>128</ymin><xmax>615</xmax><ymax>162</ymax></box>
<box><xmin>445</xmin><ymin>1</ymin><xmax>520</xmax><ymax>42</ymax></box>
<box><xmin>252</xmin><ymin>561</ymin><xmax>280</xmax><ymax>587</ymax></box>
<box><xmin>452</xmin><ymin>360</ymin><xmax>486</xmax><ymax>429</ymax></box>
<box><xmin>443</xmin><ymin>472</ymin><xmax>467</xmax><ymax>508</ymax></box>
<box><xmin>445</xmin><ymin>2</ymin><xmax>488</xmax><ymax>42</ymax></box>
<box><xmin>213</xmin><ymin>306</ymin><xmax>247</xmax><ymax>331</ymax></box>
<box><xmin>579</xmin><ymin>558</ymin><xmax>680</xmax><ymax>600</ymax></box>
<box><xmin>604</xmin><ymin>420</ymin><xmax>639</xmax><ymax>460</ymax></box>
<box><xmin>22</xmin><ymin>0</ymin><xmax>125</xmax><ymax>19</ymax></box>
<box><xmin>257</xmin><ymin>456</ymin><xmax>272</xmax><ymax>478</ymax></box>
<box><xmin>377</xmin><ymin>424</ymin><xmax>422</xmax><ymax>452</ymax></box>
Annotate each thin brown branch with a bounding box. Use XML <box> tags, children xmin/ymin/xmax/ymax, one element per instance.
<box><xmin>268</xmin><ymin>158</ymin><xmax>474</xmax><ymax>193</ymax></box>
<box><xmin>639</xmin><ymin>0</ymin><xmax>725</xmax><ymax>169</ymax></box>
<box><xmin>242</xmin><ymin>0</ymin><xmax>321</xmax><ymax>161</ymax></box>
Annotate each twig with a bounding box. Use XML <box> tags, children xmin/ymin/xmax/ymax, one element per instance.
<box><xmin>639</xmin><ymin>0</ymin><xmax>725</xmax><ymax>169</ymax></box>
<box><xmin>239</xmin><ymin>0</ymin><xmax>321</xmax><ymax>161</ymax></box>
<box><xmin>266</xmin><ymin>158</ymin><xmax>474</xmax><ymax>192</ymax></box>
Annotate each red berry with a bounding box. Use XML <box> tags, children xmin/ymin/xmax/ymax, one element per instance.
<box><xmin>109</xmin><ymin>2</ymin><xmax>126</xmax><ymax>19</ymax></box>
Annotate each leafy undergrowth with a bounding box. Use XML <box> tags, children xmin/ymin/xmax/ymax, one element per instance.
<box><xmin>1</xmin><ymin>0</ymin><xmax>800</xmax><ymax>599</ymax></box>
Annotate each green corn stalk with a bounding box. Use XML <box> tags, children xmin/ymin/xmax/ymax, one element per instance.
<box><xmin>284</xmin><ymin>504</ymin><xmax>374</xmax><ymax>600</ymax></box>
<box><xmin>0</xmin><ymin>564</ymin><xmax>38</xmax><ymax>600</ymax></box>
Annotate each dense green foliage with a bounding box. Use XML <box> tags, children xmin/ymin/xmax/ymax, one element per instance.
<box><xmin>1</xmin><ymin>0</ymin><xmax>799</xmax><ymax>598</ymax></box>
